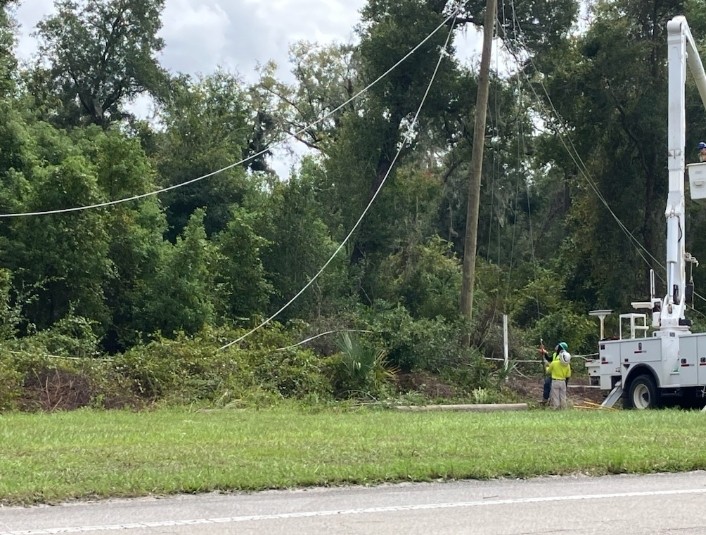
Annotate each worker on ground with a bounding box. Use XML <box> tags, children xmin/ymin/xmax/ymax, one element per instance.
<box><xmin>698</xmin><ymin>141</ymin><xmax>706</xmax><ymax>162</ymax></box>
<box><xmin>546</xmin><ymin>347</ymin><xmax>572</xmax><ymax>409</ymax></box>
<box><xmin>539</xmin><ymin>342</ymin><xmax>568</xmax><ymax>405</ymax></box>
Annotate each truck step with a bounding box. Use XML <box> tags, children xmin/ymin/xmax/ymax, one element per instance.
<box><xmin>602</xmin><ymin>383</ymin><xmax>623</xmax><ymax>408</ymax></box>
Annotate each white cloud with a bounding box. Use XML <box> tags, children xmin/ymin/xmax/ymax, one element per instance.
<box><xmin>247</xmin><ymin>0</ymin><xmax>361</xmax><ymax>46</ymax></box>
<box><xmin>10</xmin><ymin>0</ymin><xmax>54</xmax><ymax>62</ymax></box>
<box><xmin>11</xmin><ymin>0</ymin><xmax>365</xmax><ymax>81</ymax></box>
<box><xmin>160</xmin><ymin>0</ymin><xmax>232</xmax><ymax>75</ymax></box>
<box><xmin>215</xmin><ymin>0</ymin><xmax>365</xmax><ymax>82</ymax></box>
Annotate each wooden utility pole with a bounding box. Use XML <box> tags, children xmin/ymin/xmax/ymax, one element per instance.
<box><xmin>460</xmin><ymin>0</ymin><xmax>496</xmax><ymax>343</ymax></box>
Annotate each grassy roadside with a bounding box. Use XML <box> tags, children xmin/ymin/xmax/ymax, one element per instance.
<box><xmin>2</xmin><ymin>405</ymin><xmax>706</xmax><ymax>505</ymax></box>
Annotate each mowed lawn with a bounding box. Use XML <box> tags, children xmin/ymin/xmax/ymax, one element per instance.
<box><xmin>2</xmin><ymin>405</ymin><xmax>706</xmax><ymax>504</ymax></box>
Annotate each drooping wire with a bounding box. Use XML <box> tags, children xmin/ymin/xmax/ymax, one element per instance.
<box><xmin>218</xmin><ymin>12</ymin><xmax>461</xmax><ymax>351</ymax></box>
<box><xmin>497</xmin><ymin>1</ymin><xmax>522</xmax><ymax>316</ymax></box>
<box><xmin>275</xmin><ymin>329</ymin><xmax>373</xmax><ymax>352</ymax></box>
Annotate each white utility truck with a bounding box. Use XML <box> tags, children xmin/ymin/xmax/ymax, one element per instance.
<box><xmin>586</xmin><ymin>16</ymin><xmax>706</xmax><ymax>409</ymax></box>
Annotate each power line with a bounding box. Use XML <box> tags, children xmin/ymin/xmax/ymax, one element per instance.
<box><xmin>275</xmin><ymin>330</ymin><xmax>373</xmax><ymax>352</ymax></box>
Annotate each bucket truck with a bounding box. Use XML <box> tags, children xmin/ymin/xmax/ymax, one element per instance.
<box><xmin>586</xmin><ymin>16</ymin><xmax>706</xmax><ymax>409</ymax></box>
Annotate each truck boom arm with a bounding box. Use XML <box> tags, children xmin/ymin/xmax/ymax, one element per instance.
<box><xmin>663</xmin><ymin>17</ymin><xmax>706</xmax><ymax>329</ymax></box>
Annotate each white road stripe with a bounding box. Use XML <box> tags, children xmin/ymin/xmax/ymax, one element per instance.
<box><xmin>3</xmin><ymin>487</ymin><xmax>706</xmax><ymax>535</ymax></box>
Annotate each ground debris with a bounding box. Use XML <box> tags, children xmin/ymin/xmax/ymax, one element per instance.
<box><xmin>504</xmin><ymin>375</ymin><xmax>607</xmax><ymax>408</ymax></box>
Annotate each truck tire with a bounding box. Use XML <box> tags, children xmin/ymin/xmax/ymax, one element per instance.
<box><xmin>625</xmin><ymin>374</ymin><xmax>660</xmax><ymax>409</ymax></box>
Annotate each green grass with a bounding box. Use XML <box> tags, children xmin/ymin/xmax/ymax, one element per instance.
<box><xmin>2</xmin><ymin>405</ymin><xmax>706</xmax><ymax>505</ymax></box>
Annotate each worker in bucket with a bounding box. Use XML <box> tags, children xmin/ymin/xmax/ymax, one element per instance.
<box><xmin>698</xmin><ymin>141</ymin><xmax>706</xmax><ymax>162</ymax></box>
<box><xmin>546</xmin><ymin>347</ymin><xmax>572</xmax><ymax>409</ymax></box>
<box><xmin>540</xmin><ymin>342</ymin><xmax>568</xmax><ymax>405</ymax></box>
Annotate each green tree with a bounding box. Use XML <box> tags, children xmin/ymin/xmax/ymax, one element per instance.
<box><xmin>435</xmin><ymin>73</ymin><xmax>544</xmax><ymax>269</ymax></box>
<box><xmin>534</xmin><ymin>0</ymin><xmax>699</xmax><ymax>311</ymax></box>
<box><xmin>376</xmin><ymin>235</ymin><xmax>462</xmax><ymax>320</ymax></box>
<box><xmin>260</xmin><ymin>158</ymin><xmax>348</xmax><ymax>320</ymax></box>
<box><xmin>155</xmin><ymin>71</ymin><xmax>255</xmax><ymax>240</ymax></box>
<box><xmin>0</xmin><ymin>268</ymin><xmax>20</xmax><ymax>340</ymax></box>
<box><xmin>76</xmin><ymin>127</ymin><xmax>167</xmax><ymax>350</ymax></box>
<box><xmin>350</xmin><ymin>0</ymin><xmax>463</xmax><ymax>261</ymax></box>
<box><xmin>0</xmin><ymin>0</ymin><xmax>17</xmax><ymax>98</ymax></box>
<box><xmin>256</xmin><ymin>42</ymin><xmax>358</xmax><ymax>156</ymax></box>
<box><xmin>8</xmin><ymin>131</ymin><xmax>113</xmax><ymax>329</ymax></box>
<box><xmin>212</xmin><ymin>208</ymin><xmax>272</xmax><ymax>321</ymax></box>
<box><xmin>33</xmin><ymin>0</ymin><xmax>166</xmax><ymax>128</ymax></box>
<box><xmin>139</xmin><ymin>209</ymin><xmax>216</xmax><ymax>336</ymax></box>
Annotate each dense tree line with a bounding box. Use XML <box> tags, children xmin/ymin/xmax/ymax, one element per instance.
<box><xmin>2</xmin><ymin>0</ymin><xmax>706</xmax><ymax>391</ymax></box>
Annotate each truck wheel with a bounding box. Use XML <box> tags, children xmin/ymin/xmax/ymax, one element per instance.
<box><xmin>625</xmin><ymin>375</ymin><xmax>660</xmax><ymax>409</ymax></box>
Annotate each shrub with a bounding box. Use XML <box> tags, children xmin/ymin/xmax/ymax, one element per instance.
<box><xmin>113</xmin><ymin>327</ymin><xmax>332</xmax><ymax>405</ymax></box>
<box><xmin>0</xmin><ymin>349</ymin><xmax>99</xmax><ymax>412</ymax></box>
<box><xmin>14</xmin><ymin>315</ymin><xmax>102</xmax><ymax>358</ymax></box>
<box><xmin>114</xmin><ymin>333</ymin><xmax>237</xmax><ymax>403</ymax></box>
<box><xmin>0</xmin><ymin>351</ymin><xmax>22</xmax><ymax>410</ymax></box>
<box><xmin>357</xmin><ymin>303</ymin><xmax>468</xmax><ymax>373</ymax></box>
<box><xmin>242</xmin><ymin>347</ymin><xmax>332</xmax><ymax>400</ymax></box>
<box><xmin>325</xmin><ymin>332</ymin><xmax>396</xmax><ymax>399</ymax></box>
<box><xmin>375</xmin><ymin>236</ymin><xmax>462</xmax><ymax>320</ymax></box>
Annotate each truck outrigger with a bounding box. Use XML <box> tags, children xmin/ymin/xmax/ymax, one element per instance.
<box><xmin>586</xmin><ymin>16</ymin><xmax>706</xmax><ymax>409</ymax></box>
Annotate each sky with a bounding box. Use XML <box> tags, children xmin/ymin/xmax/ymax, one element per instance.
<box><xmin>11</xmin><ymin>0</ymin><xmax>367</xmax><ymax>82</ymax></box>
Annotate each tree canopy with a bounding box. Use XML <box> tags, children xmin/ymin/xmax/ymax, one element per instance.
<box><xmin>32</xmin><ymin>0</ymin><xmax>166</xmax><ymax>128</ymax></box>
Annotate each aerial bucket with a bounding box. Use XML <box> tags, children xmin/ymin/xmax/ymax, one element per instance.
<box><xmin>687</xmin><ymin>163</ymin><xmax>706</xmax><ymax>200</ymax></box>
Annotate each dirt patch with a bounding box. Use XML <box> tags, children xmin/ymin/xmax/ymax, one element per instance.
<box><xmin>505</xmin><ymin>375</ymin><xmax>608</xmax><ymax>408</ymax></box>
<box><xmin>18</xmin><ymin>367</ymin><xmax>145</xmax><ymax>412</ymax></box>
<box><xmin>395</xmin><ymin>371</ymin><xmax>608</xmax><ymax>408</ymax></box>
<box><xmin>20</xmin><ymin>368</ymin><xmax>92</xmax><ymax>412</ymax></box>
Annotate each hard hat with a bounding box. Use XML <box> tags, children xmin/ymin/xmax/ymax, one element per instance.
<box><xmin>558</xmin><ymin>342</ymin><xmax>568</xmax><ymax>352</ymax></box>
<box><xmin>698</xmin><ymin>141</ymin><xmax>706</xmax><ymax>150</ymax></box>
<box><xmin>560</xmin><ymin>351</ymin><xmax>571</xmax><ymax>365</ymax></box>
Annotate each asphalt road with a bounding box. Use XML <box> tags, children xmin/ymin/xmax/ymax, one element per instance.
<box><xmin>2</xmin><ymin>471</ymin><xmax>706</xmax><ymax>534</ymax></box>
